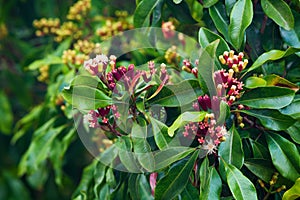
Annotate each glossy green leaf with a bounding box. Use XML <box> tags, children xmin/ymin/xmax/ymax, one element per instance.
<box><xmin>155</xmin><ymin>150</ymin><xmax>199</xmax><ymax>200</ymax></box>
<box><xmin>131</xmin><ymin>123</ymin><xmax>155</xmax><ymax>172</ymax></box>
<box><xmin>219</xmin><ymin>125</ymin><xmax>244</xmax><ymax>169</ymax></box>
<box><xmin>228</xmin><ymin>0</ymin><xmax>253</xmax><ymax>50</ymax></box>
<box><xmin>203</xmin><ymin>0</ymin><xmax>218</xmax><ymax>8</ymax></box>
<box><xmin>93</xmin><ymin>162</ymin><xmax>106</xmax><ymax>199</ymax></box>
<box><xmin>244</xmin><ymin>158</ymin><xmax>275</xmax><ymax>183</ymax></box>
<box><xmin>134</xmin><ymin>0</ymin><xmax>160</xmax><ymax>27</ymax></box>
<box><xmin>62</xmin><ymin>85</ymin><xmax>112</xmax><ymax>111</ymax></box>
<box><xmin>250</xmin><ymin>140</ymin><xmax>270</xmax><ymax>159</ymax></box>
<box><xmin>116</xmin><ymin>136</ymin><xmax>142</xmax><ymax>173</ymax></box>
<box><xmin>216</xmin><ymin>100</ymin><xmax>230</xmax><ymax>125</ymax></box>
<box><xmin>197</xmin><ymin>40</ymin><xmax>219</xmax><ymax>95</ymax></box>
<box><xmin>261</xmin><ymin>0</ymin><xmax>294</xmax><ymax>30</ymax></box>
<box><xmin>70</xmin><ymin>75</ymin><xmax>108</xmax><ymax>91</ymax></box>
<box><xmin>283</xmin><ymin>178</ymin><xmax>300</xmax><ymax>200</ymax></box>
<box><xmin>265</xmin><ymin>132</ymin><xmax>300</xmax><ymax>181</ymax></box>
<box><xmin>264</xmin><ymin>74</ymin><xmax>299</xmax><ymax>92</ymax></box>
<box><xmin>225</xmin><ymin>0</ymin><xmax>236</xmax><ymax>16</ymax></box>
<box><xmin>173</xmin><ymin>0</ymin><xmax>182</xmax><ymax>4</ymax></box>
<box><xmin>200</xmin><ymin>157</ymin><xmax>222</xmax><ymax>200</ymax></box>
<box><xmin>280</xmin><ymin>11</ymin><xmax>300</xmax><ymax>48</ymax></box>
<box><xmin>98</xmin><ymin>144</ymin><xmax>119</xmax><ymax>167</ymax></box>
<box><xmin>150</xmin><ymin>117</ymin><xmax>172</xmax><ymax>150</ymax></box>
<box><xmin>198</xmin><ymin>27</ymin><xmax>230</xmax><ymax>57</ymax></box>
<box><xmin>239</xmin><ymin>109</ymin><xmax>296</xmax><ymax>131</ymax></box>
<box><xmin>168</xmin><ymin>111</ymin><xmax>206</xmax><ymax>137</ymax></box>
<box><xmin>129</xmin><ymin>174</ymin><xmax>153</xmax><ymax>200</ymax></box>
<box><xmin>238</xmin><ymin>86</ymin><xmax>295</xmax><ymax>109</ymax></box>
<box><xmin>180</xmin><ymin>182</ymin><xmax>199</xmax><ymax>200</ymax></box>
<box><xmin>209</xmin><ymin>2</ymin><xmax>230</xmax><ymax>41</ymax></box>
<box><xmin>244</xmin><ymin>77</ymin><xmax>267</xmax><ymax>89</ymax></box>
<box><xmin>280</xmin><ymin>99</ymin><xmax>300</xmax><ymax>119</ymax></box>
<box><xmin>0</xmin><ymin>91</ymin><xmax>13</xmax><ymax>134</ymax></box>
<box><xmin>154</xmin><ymin>147</ymin><xmax>195</xmax><ymax>170</ymax></box>
<box><xmin>286</xmin><ymin>121</ymin><xmax>300</xmax><ymax>144</ymax></box>
<box><xmin>223</xmin><ymin>161</ymin><xmax>258</xmax><ymax>200</ymax></box>
<box><xmin>146</xmin><ymin>79</ymin><xmax>202</xmax><ymax>107</ymax></box>
<box><xmin>246</xmin><ymin>48</ymin><xmax>300</xmax><ymax>73</ymax></box>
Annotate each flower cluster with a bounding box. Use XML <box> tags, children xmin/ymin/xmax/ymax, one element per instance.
<box><xmin>67</xmin><ymin>0</ymin><xmax>91</xmax><ymax>21</ymax></box>
<box><xmin>218</xmin><ymin>50</ymin><xmax>248</xmax><ymax>72</ymax></box>
<box><xmin>181</xmin><ymin>59</ymin><xmax>199</xmax><ymax>77</ymax></box>
<box><xmin>183</xmin><ymin>113</ymin><xmax>227</xmax><ymax>154</ymax></box>
<box><xmin>84</xmin><ymin>104</ymin><xmax>121</xmax><ymax>128</ymax></box>
<box><xmin>162</xmin><ymin>21</ymin><xmax>175</xmax><ymax>39</ymax></box>
<box><xmin>33</xmin><ymin>18</ymin><xmax>60</xmax><ymax>37</ymax></box>
<box><xmin>62</xmin><ymin>49</ymin><xmax>89</xmax><ymax>66</ymax></box>
<box><xmin>165</xmin><ymin>46</ymin><xmax>180</xmax><ymax>65</ymax></box>
<box><xmin>74</xmin><ymin>40</ymin><xmax>100</xmax><ymax>55</ymax></box>
<box><xmin>33</xmin><ymin>18</ymin><xmax>81</xmax><ymax>42</ymax></box>
<box><xmin>96</xmin><ymin>11</ymin><xmax>133</xmax><ymax>40</ymax></box>
<box><xmin>37</xmin><ymin>65</ymin><xmax>49</xmax><ymax>82</ymax></box>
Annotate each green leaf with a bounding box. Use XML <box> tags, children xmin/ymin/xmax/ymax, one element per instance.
<box><xmin>72</xmin><ymin>160</ymin><xmax>98</xmax><ymax>199</ymax></box>
<box><xmin>286</xmin><ymin>120</ymin><xmax>300</xmax><ymax>144</ymax></box>
<box><xmin>246</xmin><ymin>48</ymin><xmax>300</xmax><ymax>73</ymax></box>
<box><xmin>265</xmin><ymin>132</ymin><xmax>300</xmax><ymax>181</ymax></box>
<box><xmin>154</xmin><ymin>147</ymin><xmax>195</xmax><ymax>170</ymax></box>
<box><xmin>239</xmin><ymin>109</ymin><xmax>296</xmax><ymax>131</ymax></box>
<box><xmin>223</xmin><ymin>161</ymin><xmax>258</xmax><ymax>200</ymax></box>
<box><xmin>228</xmin><ymin>0</ymin><xmax>253</xmax><ymax>50</ymax></box>
<box><xmin>70</xmin><ymin>75</ymin><xmax>108</xmax><ymax>91</ymax></box>
<box><xmin>280</xmin><ymin>11</ymin><xmax>300</xmax><ymax>48</ymax></box>
<box><xmin>219</xmin><ymin>125</ymin><xmax>244</xmax><ymax>169</ymax></box>
<box><xmin>93</xmin><ymin>162</ymin><xmax>107</xmax><ymax>199</ymax></box>
<box><xmin>116</xmin><ymin>136</ymin><xmax>142</xmax><ymax>173</ymax></box>
<box><xmin>134</xmin><ymin>0</ymin><xmax>160</xmax><ymax>27</ymax></box>
<box><xmin>131</xmin><ymin>123</ymin><xmax>155</xmax><ymax>172</ymax></box>
<box><xmin>0</xmin><ymin>91</ymin><xmax>13</xmax><ymax>134</ymax></box>
<box><xmin>155</xmin><ymin>150</ymin><xmax>199</xmax><ymax>200</ymax></box>
<box><xmin>225</xmin><ymin>0</ymin><xmax>237</xmax><ymax>16</ymax></box>
<box><xmin>244</xmin><ymin>158</ymin><xmax>275</xmax><ymax>183</ymax></box>
<box><xmin>129</xmin><ymin>174</ymin><xmax>153</xmax><ymax>200</ymax></box>
<box><xmin>203</xmin><ymin>0</ymin><xmax>219</xmax><ymax>8</ymax></box>
<box><xmin>146</xmin><ymin>79</ymin><xmax>202</xmax><ymax>107</ymax></box>
<box><xmin>18</xmin><ymin>124</ymin><xmax>65</xmax><ymax>176</ymax></box>
<box><xmin>198</xmin><ymin>27</ymin><xmax>230</xmax><ymax>57</ymax></box>
<box><xmin>217</xmin><ymin>100</ymin><xmax>230</xmax><ymax>125</ymax></box>
<box><xmin>200</xmin><ymin>157</ymin><xmax>222</xmax><ymax>200</ymax></box>
<box><xmin>209</xmin><ymin>2</ymin><xmax>230</xmax><ymax>41</ymax></box>
<box><xmin>168</xmin><ymin>111</ymin><xmax>206</xmax><ymax>137</ymax></box>
<box><xmin>261</xmin><ymin>0</ymin><xmax>294</xmax><ymax>30</ymax></box>
<box><xmin>197</xmin><ymin>39</ymin><xmax>219</xmax><ymax>95</ymax></box>
<box><xmin>264</xmin><ymin>74</ymin><xmax>299</xmax><ymax>92</ymax></box>
<box><xmin>173</xmin><ymin>0</ymin><xmax>182</xmax><ymax>4</ymax></box>
<box><xmin>62</xmin><ymin>85</ymin><xmax>112</xmax><ymax>111</ymax></box>
<box><xmin>238</xmin><ymin>86</ymin><xmax>295</xmax><ymax>109</ymax></box>
<box><xmin>250</xmin><ymin>140</ymin><xmax>270</xmax><ymax>159</ymax></box>
<box><xmin>180</xmin><ymin>182</ymin><xmax>199</xmax><ymax>200</ymax></box>
<box><xmin>27</xmin><ymin>55</ymin><xmax>63</xmax><ymax>70</ymax></box>
<box><xmin>283</xmin><ymin>178</ymin><xmax>300</xmax><ymax>200</ymax></box>
<box><xmin>166</xmin><ymin>0</ymin><xmax>197</xmax><ymax>24</ymax></box>
<box><xmin>150</xmin><ymin>117</ymin><xmax>172</xmax><ymax>150</ymax></box>
<box><xmin>244</xmin><ymin>77</ymin><xmax>267</xmax><ymax>89</ymax></box>
<box><xmin>280</xmin><ymin>99</ymin><xmax>300</xmax><ymax>119</ymax></box>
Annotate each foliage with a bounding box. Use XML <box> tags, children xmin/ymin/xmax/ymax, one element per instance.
<box><xmin>1</xmin><ymin>0</ymin><xmax>300</xmax><ymax>199</ymax></box>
